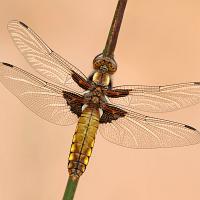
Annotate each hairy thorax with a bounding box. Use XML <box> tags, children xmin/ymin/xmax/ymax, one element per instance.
<box><xmin>92</xmin><ymin>71</ymin><xmax>110</xmax><ymax>86</ymax></box>
<box><xmin>84</xmin><ymin>86</ymin><xmax>107</xmax><ymax>108</ymax></box>
<box><xmin>84</xmin><ymin>71</ymin><xmax>110</xmax><ymax>108</ymax></box>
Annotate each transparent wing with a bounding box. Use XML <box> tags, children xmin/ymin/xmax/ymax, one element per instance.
<box><xmin>108</xmin><ymin>83</ymin><xmax>200</xmax><ymax>113</ymax></box>
<box><xmin>0</xmin><ymin>62</ymin><xmax>80</xmax><ymax>126</ymax></box>
<box><xmin>7</xmin><ymin>20</ymin><xmax>87</xmax><ymax>92</ymax></box>
<box><xmin>99</xmin><ymin>106</ymin><xmax>200</xmax><ymax>148</ymax></box>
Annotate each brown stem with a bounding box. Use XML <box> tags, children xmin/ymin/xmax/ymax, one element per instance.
<box><xmin>62</xmin><ymin>1</ymin><xmax>128</xmax><ymax>199</ymax></box>
<box><xmin>103</xmin><ymin>0</ymin><xmax>128</xmax><ymax>58</ymax></box>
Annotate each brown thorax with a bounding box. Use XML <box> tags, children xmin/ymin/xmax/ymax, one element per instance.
<box><xmin>84</xmin><ymin>86</ymin><xmax>107</xmax><ymax>108</ymax></box>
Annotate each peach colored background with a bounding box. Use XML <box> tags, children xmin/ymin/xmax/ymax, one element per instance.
<box><xmin>1</xmin><ymin>0</ymin><xmax>200</xmax><ymax>199</ymax></box>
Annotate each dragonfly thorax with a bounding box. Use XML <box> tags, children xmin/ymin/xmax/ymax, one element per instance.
<box><xmin>83</xmin><ymin>86</ymin><xmax>108</xmax><ymax>109</ymax></box>
<box><xmin>92</xmin><ymin>71</ymin><xmax>110</xmax><ymax>86</ymax></box>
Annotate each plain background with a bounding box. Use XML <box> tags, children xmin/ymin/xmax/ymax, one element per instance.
<box><xmin>1</xmin><ymin>0</ymin><xmax>200</xmax><ymax>199</ymax></box>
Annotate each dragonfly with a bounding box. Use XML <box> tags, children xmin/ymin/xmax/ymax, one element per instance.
<box><xmin>1</xmin><ymin>20</ymin><xmax>200</xmax><ymax>180</ymax></box>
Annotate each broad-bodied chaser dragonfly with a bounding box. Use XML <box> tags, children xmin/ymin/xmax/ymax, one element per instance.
<box><xmin>1</xmin><ymin>20</ymin><xmax>200</xmax><ymax>180</ymax></box>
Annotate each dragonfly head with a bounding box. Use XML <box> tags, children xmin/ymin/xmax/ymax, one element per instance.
<box><xmin>93</xmin><ymin>54</ymin><xmax>117</xmax><ymax>74</ymax></box>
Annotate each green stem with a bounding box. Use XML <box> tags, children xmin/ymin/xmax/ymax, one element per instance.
<box><xmin>103</xmin><ymin>0</ymin><xmax>128</xmax><ymax>58</ymax></box>
<box><xmin>62</xmin><ymin>176</ymin><xmax>79</xmax><ymax>200</ymax></box>
<box><xmin>62</xmin><ymin>1</ymin><xmax>128</xmax><ymax>199</ymax></box>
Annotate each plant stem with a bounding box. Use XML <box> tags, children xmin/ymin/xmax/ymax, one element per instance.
<box><xmin>103</xmin><ymin>0</ymin><xmax>128</xmax><ymax>58</ymax></box>
<box><xmin>62</xmin><ymin>1</ymin><xmax>128</xmax><ymax>199</ymax></box>
<box><xmin>62</xmin><ymin>176</ymin><xmax>79</xmax><ymax>200</ymax></box>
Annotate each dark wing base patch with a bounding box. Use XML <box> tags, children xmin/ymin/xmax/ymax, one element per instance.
<box><xmin>63</xmin><ymin>91</ymin><xmax>84</xmax><ymax>117</ymax></box>
<box><xmin>71</xmin><ymin>70</ymin><xmax>91</xmax><ymax>90</ymax></box>
<box><xmin>100</xmin><ymin>104</ymin><xmax>127</xmax><ymax>124</ymax></box>
<box><xmin>105</xmin><ymin>89</ymin><xmax>130</xmax><ymax>98</ymax></box>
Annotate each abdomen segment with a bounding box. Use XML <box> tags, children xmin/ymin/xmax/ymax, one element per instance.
<box><xmin>68</xmin><ymin>106</ymin><xmax>100</xmax><ymax>179</ymax></box>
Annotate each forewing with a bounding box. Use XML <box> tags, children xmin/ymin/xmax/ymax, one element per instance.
<box><xmin>0</xmin><ymin>62</ymin><xmax>83</xmax><ymax>126</ymax></box>
<box><xmin>7</xmin><ymin>20</ymin><xmax>88</xmax><ymax>92</ymax></box>
<box><xmin>99</xmin><ymin>104</ymin><xmax>200</xmax><ymax>148</ymax></box>
<box><xmin>107</xmin><ymin>83</ymin><xmax>200</xmax><ymax>113</ymax></box>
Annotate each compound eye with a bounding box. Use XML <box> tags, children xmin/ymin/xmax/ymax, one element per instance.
<box><xmin>93</xmin><ymin>60</ymin><xmax>101</xmax><ymax>70</ymax></box>
<box><xmin>108</xmin><ymin>62</ymin><xmax>117</xmax><ymax>73</ymax></box>
<box><xmin>100</xmin><ymin>60</ymin><xmax>105</xmax><ymax>65</ymax></box>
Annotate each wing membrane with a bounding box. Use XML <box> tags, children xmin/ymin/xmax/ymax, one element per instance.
<box><xmin>7</xmin><ymin>20</ymin><xmax>87</xmax><ymax>92</ymax></box>
<box><xmin>99</xmin><ymin>105</ymin><xmax>200</xmax><ymax>148</ymax></box>
<box><xmin>0</xmin><ymin>62</ymin><xmax>81</xmax><ymax>126</ymax></box>
<box><xmin>108</xmin><ymin>83</ymin><xmax>200</xmax><ymax>113</ymax></box>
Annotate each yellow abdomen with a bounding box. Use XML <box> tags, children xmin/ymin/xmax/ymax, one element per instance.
<box><xmin>68</xmin><ymin>106</ymin><xmax>100</xmax><ymax>179</ymax></box>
